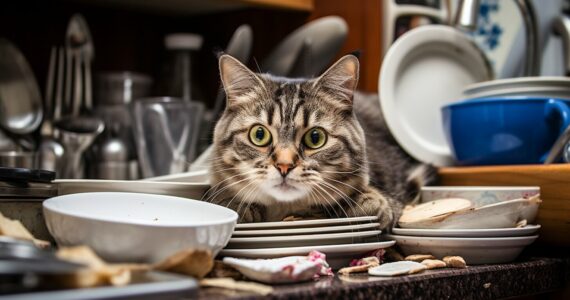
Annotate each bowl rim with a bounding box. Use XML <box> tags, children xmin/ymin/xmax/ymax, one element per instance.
<box><xmin>43</xmin><ymin>192</ymin><xmax>238</xmax><ymax>228</ymax></box>
<box><xmin>421</xmin><ymin>186</ymin><xmax>540</xmax><ymax>191</ymax></box>
<box><xmin>442</xmin><ymin>96</ymin><xmax>570</xmax><ymax>110</ymax></box>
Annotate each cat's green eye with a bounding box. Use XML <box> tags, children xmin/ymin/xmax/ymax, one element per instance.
<box><xmin>249</xmin><ymin>125</ymin><xmax>272</xmax><ymax>147</ymax></box>
<box><xmin>303</xmin><ymin>127</ymin><xmax>327</xmax><ymax>149</ymax></box>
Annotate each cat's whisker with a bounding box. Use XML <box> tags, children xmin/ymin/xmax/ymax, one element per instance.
<box><xmin>203</xmin><ymin>174</ymin><xmax>255</xmax><ymax>203</ymax></box>
<box><xmin>313</xmin><ymin>183</ymin><xmax>350</xmax><ymax>218</ymax></box>
<box><xmin>321</xmin><ymin>180</ymin><xmax>369</xmax><ymax>217</ymax></box>
<box><xmin>309</xmin><ymin>184</ymin><xmax>338</xmax><ymax>218</ymax></box>
<box><xmin>227</xmin><ymin>180</ymin><xmax>257</xmax><ymax>217</ymax></box>
<box><xmin>202</xmin><ymin>169</ymin><xmax>257</xmax><ymax>201</ymax></box>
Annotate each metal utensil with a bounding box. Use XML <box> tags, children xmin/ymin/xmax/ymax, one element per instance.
<box><xmin>66</xmin><ymin>14</ymin><xmax>93</xmax><ymax>116</ymax></box>
<box><xmin>54</xmin><ymin>116</ymin><xmax>104</xmax><ymax>178</ymax></box>
<box><xmin>553</xmin><ymin>15</ymin><xmax>570</xmax><ymax>76</ymax></box>
<box><xmin>39</xmin><ymin>47</ymin><xmax>65</xmax><ymax>172</ymax></box>
<box><xmin>544</xmin><ymin>124</ymin><xmax>570</xmax><ymax>164</ymax></box>
<box><xmin>0</xmin><ymin>39</ymin><xmax>43</xmax><ymax>135</ymax></box>
<box><xmin>0</xmin><ymin>151</ymin><xmax>37</xmax><ymax>169</ymax></box>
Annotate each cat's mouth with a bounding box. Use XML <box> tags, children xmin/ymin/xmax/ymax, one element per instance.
<box><xmin>274</xmin><ymin>180</ymin><xmax>297</xmax><ymax>192</ymax></box>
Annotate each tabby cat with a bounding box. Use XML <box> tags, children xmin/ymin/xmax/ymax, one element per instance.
<box><xmin>206</xmin><ymin>54</ymin><xmax>436</xmax><ymax>230</ymax></box>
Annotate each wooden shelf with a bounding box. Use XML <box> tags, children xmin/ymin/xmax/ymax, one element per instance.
<box><xmin>68</xmin><ymin>0</ymin><xmax>314</xmax><ymax>14</ymax></box>
<box><xmin>439</xmin><ymin>164</ymin><xmax>570</xmax><ymax>247</ymax></box>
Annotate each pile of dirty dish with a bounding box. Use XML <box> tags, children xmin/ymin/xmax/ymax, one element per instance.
<box><xmin>386</xmin><ymin>186</ymin><xmax>542</xmax><ymax>264</ymax></box>
<box><xmin>219</xmin><ymin>216</ymin><xmax>396</xmax><ymax>269</ymax></box>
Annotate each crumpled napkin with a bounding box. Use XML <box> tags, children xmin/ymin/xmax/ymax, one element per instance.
<box><xmin>223</xmin><ymin>251</ymin><xmax>333</xmax><ymax>283</ymax></box>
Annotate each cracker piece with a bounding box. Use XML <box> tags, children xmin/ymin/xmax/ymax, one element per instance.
<box><xmin>421</xmin><ymin>259</ymin><xmax>446</xmax><ymax>269</ymax></box>
<box><xmin>200</xmin><ymin>278</ymin><xmax>273</xmax><ymax>296</ymax></box>
<box><xmin>443</xmin><ymin>256</ymin><xmax>467</xmax><ymax>268</ymax></box>
<box><xmin>405</xmin><ymin>254</ymin><xmax>435</xmax><ymax>262</ymax></box>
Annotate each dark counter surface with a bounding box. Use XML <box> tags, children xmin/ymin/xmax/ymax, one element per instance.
<box><xmin>199</xmin><ymin>257</ymin><xmax>570</xmax><ymax>300</ymax></box>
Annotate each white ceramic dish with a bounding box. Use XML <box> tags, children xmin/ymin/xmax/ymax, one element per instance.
<box><xmin>227</xmin><ymin>230</ymin><xmax>382</xmax><ymax>249</ymax></box>
<box><xmin>232</xmin><ymin>223</ymin><xmax>380</xmax><ymax>236</ymax></box>
<box><xmin>379</xmin><ymin>25</ymin><xmax>493</xmax><ymax>166</ymax></box>
<box><xmin>399</xmin><ymin>196</ymin><xmax>541</xmax><ymax>229</ymax></box>
<box><xmin>386</xmin><ymin>234</ymin><xmax>538</xmax><ymax>264</ymax></box>
<box><xmin>392</xmin><ymin>225</ymin><xmax>541</xmax><ymax>238</ymax></box>
<box><xmin>462</xmin><ymin>77</ymin><xmax>570</xmax><ymax>100</ymax></box>
<box><xmin>43</xmin><ymin>192</ymin><xmax>237</xmax><ymax>263</ymax></box>
<box><xmin>54</xmin><ymin>179</ymin><xmax>209</xmax><ymax>200</ymax></box>
<box><xmin>235</xmin><ymin>216</ymin><xmax>378</xmax><ymax>230</ymax></box>
<box><xmin>143</xmin><ymin>169</ymin><xmax>210</xmax><ymax>184</ymax></box>
<box><xmin>220</xmin><ymin>241</ymin><xmax>396</xmax><ymax>269</ymax></box>
<box><xmin>421</xmin><ymin>186</ymin><xmax>540</xmax><ymax>207</ymax></box>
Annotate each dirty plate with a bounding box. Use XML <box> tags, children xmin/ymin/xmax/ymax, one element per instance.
<box><xmin>232</xmin><ymin>222</ymin><xmax>380</xmax><ymax>236</ymax></box>
<box><xmin>227</xmin><ymin>230</ymin><xmax>382</xmax><ymax>248</ymax></box>
<box><xmin>386</xmin><ymin>234</ymin><xmax>538</xmax><ymax>264</ymax></box>
<box><xmin>235</xmin><ymin>216</ymin><xmax>378</xmax><ymax>230</ymax></box>
<box><xmin>392</xmin><ymin>225</ymin><xmax>541</xmax><ymax>238</ymax></box>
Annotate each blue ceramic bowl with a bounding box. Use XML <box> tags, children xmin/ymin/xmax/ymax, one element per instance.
<box><xmin>442</xmin><ymin>97</ymin><xmax>570</xmax><ymax>165</ymax></box>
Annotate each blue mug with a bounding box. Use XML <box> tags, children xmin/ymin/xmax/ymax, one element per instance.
<box><xmin>442</xmin><ymin>97</ymin><xmax>570</xmax><ymax>165</ymax></box>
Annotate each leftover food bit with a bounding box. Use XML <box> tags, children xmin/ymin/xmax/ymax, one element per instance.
<box><xmin>338</xmin><ymin>257</ymin><xmax>380</xmax><ymax>275</ymax></box>
<box><xmin>200</xmin><ymin>278</ymin><xmax>273</xmax><ymax>296</ymax></box>
<box><xmin>398</xmin><ymin>198</ymin><xmax>473</xmax><ymax>224</ymax></box>
<box><xmin>0</xmin><ymin>212</ymin><xmax>50</xmax><ymax>248</ymax></box>
<box><xmin>516</xmin><ymin>219</ymin><xmax>527</xmax><ymax>228</ymax></box>
<box><xmin>368</xmin><ymin>261</ymin><xmax>427</xmax><ymax>277</ymax></box>
<box><xmin>222</xmin><ymin>251</ymin><xmax>332</xmax><ymax>284</ymax></box>
<box><xmin>207</xmin><ymin>260</ymin><xmax>245</xmax><ymax>280</ymax></box>
<box><xmin>421</xmin><ymin>259</ymin><xmax>447</xmax><ymax>270</ymax></box>
<box><xmin>154</xmin><ymin>248</ymin><xmax>213</xmax><ymax>279</ymax></box>
<box><xmin>282</xmin><ymin>215</ymin><xmax>304</xmax><ymax>221</ymax></box>
<box><xmin>404</xmin><ymin>254</ymin><xmax>435</xmax><ymax>262</ymax></box>
<box><xmin>55</xmin><ymin>246</ymin><xmax>149</xmax><ymax>288</ymax></box>
<box><xmin>443</xmin><ymin>256</ymin><xmax>467</xmax><ymax>268</ymax></box>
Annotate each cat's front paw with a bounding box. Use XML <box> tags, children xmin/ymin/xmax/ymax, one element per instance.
<box><xmin>348</xmin><ymin>187</ymin><xmax>398</xmax><ymax>231</ymax></box>
<box><xmin>236</xmin><ymin>204</ymin><xmax>266</xmax><ymax>223</ymax></box>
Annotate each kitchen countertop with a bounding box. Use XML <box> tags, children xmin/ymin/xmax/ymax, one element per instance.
<box><xmin>199</xmin><ymin>257</ymin><xmax>570</xmax><ymax>299</ymax></box>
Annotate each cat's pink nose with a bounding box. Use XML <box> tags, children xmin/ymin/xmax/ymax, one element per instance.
<box><xmin>275</xmin><ymin>163</ymin><xmax>294</xmax><ymax>177</ymax></box>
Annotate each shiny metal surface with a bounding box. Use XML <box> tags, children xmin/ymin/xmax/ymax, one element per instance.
<box><xmin>454</xmin><ymin>0</ymin><xmax>480</xmax><ymax>30</ymax></box>
<box><xmin>54</xmin><ymin>116</ymin><xmax>104</xmax><ymax>179</ymax></box>
<box><xmin>0</xmin><ymin>39</ymin><xmax>43</xmax><ymax>135</ymax></box>
<box><xmin>0</xmin><ymin>151</ymin><xmax>36</xmax><ymax>169</ymax></box>
<box><xmin>553</xmin><ymin>15</ymin><xmax>570</xmax><ymax>76</ymax></box>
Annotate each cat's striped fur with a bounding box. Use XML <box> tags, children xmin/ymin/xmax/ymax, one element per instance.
<box><xmin>206</xmin><ymin>54</ymin><xmax>437</xmax><ymax>230</ymax></box>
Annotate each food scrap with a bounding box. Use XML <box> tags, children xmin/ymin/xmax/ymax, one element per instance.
<box><xmin>338</xmin><ymin>257</ymin><xmax>380</xmax><ymax>275</ymax></box>
<box><xmin>443</xmin><ymin>256</ymin><xmax>467</xmax><ymax>268</ymax></box>
<box><xmin>0</xmin><ymin>212</ymin><xmax>50</xmax><ymax>248</ymax></box>
<box><xmin>405</xmin><ymin>254</ymin><xmax>435</xmax><ymax>262</ymax></box>
<box><xmin>421</xmin><ymin>259</ymin><xmax>447</xmax><ymax>269</ymax></box>
<box><xmin>200</xmin><ymin>278</ymin><xmax>273</xmax><ymax>296</ymax></box>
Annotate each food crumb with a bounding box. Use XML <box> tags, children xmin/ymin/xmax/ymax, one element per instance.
<box><xmin>483</xmin><ymin>282</ymin><xmax>491</xmax><ymax>289</ymax></box>
<box><xmin>153</xmin><ymin>218</ymin><xmax>158</xmax><ymax>221</ymax></box>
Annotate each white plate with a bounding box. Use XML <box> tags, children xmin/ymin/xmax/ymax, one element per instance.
<box><xmin>232</xmin><ymin>223</ymin><xmax>380</xmax><ymax>236</ymax></box>
<box><xmin>227</xmin><ymin>230</ymin><xmax>382</xmax><ymax>249</ymax></box>
<box><xmin>392</xmin><ymin>225</ymin><xmax>541</xmax><ymax>237</ymax></box>
<box><xmin>54</xmin><ymin>179</ymin><xmax>209</xmax><ymax>200</ymax></box>
<box><xmin>44</xmin><ymin>192</ymin><xmax>237</xmax><ymax>263</ymax></box>
<box><xmin>463</xmin><ymin>77</ymin><xmax>570</xmax><ymax>99</ymax></box>
<box><xmin>235</xmin><ymin>216</ymin><xmax>378</xmax><ymax>229</ymax></box>
<box><xmin>386</xmin><ymin>234</ymin><xmax>538</xmax><ymax>265</ymax></box>
<box><xmin>220</xmin><ymin>241</ymin><xmax>396</xmax><ymax>269</ymax></box>
<box><xmin>379</xmin><ymin>25</ymin><xmax>493</xmax><ymax>166</ymax></box>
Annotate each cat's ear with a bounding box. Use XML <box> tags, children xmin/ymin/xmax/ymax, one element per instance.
<box><xmin>313</xmin><ymin>55</ymin><xmax>359</xmax><ymax>104</ymax></box>
<box><xmin>219</xmin><ymin>54</ymin><xmax>263</xmax><ymax>107</ymax></box>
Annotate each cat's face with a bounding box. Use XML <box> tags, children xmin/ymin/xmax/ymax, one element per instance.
<box><xmin>209</xmin><ymin>55</ymin><xmax>369</xmax><ymax>206</ymax></box>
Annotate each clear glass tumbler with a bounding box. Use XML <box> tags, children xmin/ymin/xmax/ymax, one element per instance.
<box><xmin>132</xmin><ymin>97</ymin><xmax>204</xmax><ymax>178</ymax></box>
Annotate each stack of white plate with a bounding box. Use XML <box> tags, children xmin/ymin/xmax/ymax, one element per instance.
<box><xmin>219</xmin><ymin>216</ymin><xmax>395</xmax><ymax>269</ymax></box>
<box><xmin>386</xmin><ymin>226</ymin><xmax>540</xmax><ymax>265</ymax></box>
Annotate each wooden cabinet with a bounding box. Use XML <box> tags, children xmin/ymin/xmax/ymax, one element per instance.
<box><xmin>439</xmin><ymin>165</ymin><xmax>570</xmax><ymax>248</ymax></box>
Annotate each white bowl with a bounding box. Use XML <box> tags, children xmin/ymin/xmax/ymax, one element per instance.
<box><xmin>386</xmin><ymin>234</ymin><xmax>538</xmax><ymax>264</ymax></box>
<box><xmin>421</xmin><ymin>186</ymin><xmax>540</xmax><ymax>207</ymax></box>
<box><xmin>43</xmin><ymin>192</ymin><xmax>237</xmax><ymax>263</ymax></box>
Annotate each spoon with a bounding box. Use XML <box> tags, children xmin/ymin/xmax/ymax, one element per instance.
<box><xmin>0</xmin><ymin>39</ymin><xmax>43</xmax><ymax>135</ymax></box>
<box><xmin>66</xmin><ymin>14</ymin><xmax>93</xmax><ymax>116</ymax></box>
<box><xmin>54</xmin><ymin>116</ymin><xmax>104</xmax><ymax>179</ymax></box>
